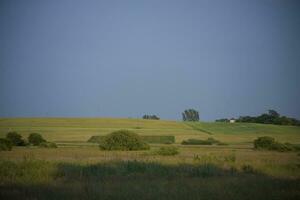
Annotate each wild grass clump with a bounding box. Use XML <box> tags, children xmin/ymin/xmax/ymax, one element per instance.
<box><xmin>39</xmin><ymin>142</ymin><xmax>57</xmax><ymax>148</ymax></box>
<box><xmin>181</xmin><ymin>137</ymin><xmax>221</xmax><ymax>145</ymax></box>
<box><xmin>254</xmin><ymin>136</ymin><xmax>294</xmax><ymax>152</ymax></box>
<box><xmin>241</xmin><ymin>164</ymin><xmax>257</xmax><ymax>174</ymax></box>
<box><xmin>0</xmin><ymin>138</ymin><xmax>12</xmax><ymax>151</ymax></box>
<box><xmin>156</xmin><ymin>146</ymin><xmax>179</xmax><ymax>156</ymax></box>
<box><xmin>193</xmin><ymin>154</ymin><xmax>236</xmax><ymax>165</ymax></box>
<box><xmin>99</xmin><ymin>130</ymin><xmax>150</xmax><ymax>151</ymax></box>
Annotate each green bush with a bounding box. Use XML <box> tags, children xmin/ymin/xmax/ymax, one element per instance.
<box><xmin>28</xmin><ymin>133</ymin><xmax>46</xmax><ymax>146</ymax></box>
<box><xmin>253</xmin><ymin>136</ymin><xmax>294</xmax><ymax>152</ymax></box>
<box><xmin>254</xmin><ymin>136</ymin><xmax>275</xmax><ymax>149</ymax></box>
<box><xmin>39</xmin><ymin>142</ymin><xmax>57</xmax><ymax>148</ymax></box>
<box><xmin>270</xmin><ymin>142</ymin><xmax>294</xmax><ymax>152</ymax></box>
<box><xmin>0</xmin><ymin>138</ymin><xmax>12</xmax><ymax>151</ymax></box>
<box><xmin>99</xmin><ymin>130</ymin><xmax>150</xmax><ymax>151</ymax></box>
<box><xmin>182</xmin><ymin>138</ymin><xmax>221</xmax><ymax>145</ymax></box>
<box><xmin>6</xmin><ymin>132</ymin><xmax>26</xmax><ymax>146</ymax></box>
<box><xmin>156</xmin><ymin>146</ymin><xmax>179</xmax><ymax>156</ymax></box>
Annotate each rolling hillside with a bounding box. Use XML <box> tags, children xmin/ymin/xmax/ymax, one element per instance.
<box><xmin>0</xmin><ymin>118</ymin><xmax>299</xmax><ymax>144</ymax></box>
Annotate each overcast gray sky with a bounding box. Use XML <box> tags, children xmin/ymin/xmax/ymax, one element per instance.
<box><xmin>1</xmin><ymin>0</ymin><xmax>299</xmax><ymax>121</ymax></box>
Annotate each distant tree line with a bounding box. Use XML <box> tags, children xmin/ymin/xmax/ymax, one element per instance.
<box><xmin>215</xmin><ymin>110</ymin><xmax>300</xmax><ymax>126</ymax></box>
<box><xmin>215</xmin><ymin>118</ymin><xmax>230</xmax><ymax>122</ymax></box>
<box><xmin>142</xmin><ymin>115</ymin><xmax>160</xmax><ymax>120</ymax></box>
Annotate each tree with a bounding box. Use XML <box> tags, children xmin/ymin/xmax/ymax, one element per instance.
<box><xmin>6</xmin><ymin>132</ymin><xmax>26</xmax><ymax>146</ymax></box>
<box><xmin>182</xmin><ymin>109</ymin><xmax>199</xmax><ymax>121</ymax></box>
<box><xmin>28</xmin><ymin>133</ymin><xmax>46</xmax><ymax>146</ymax></box>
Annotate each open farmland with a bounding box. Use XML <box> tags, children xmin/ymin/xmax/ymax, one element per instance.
<box><xmin>0</xmin><ymin>118</ymin><xmax>300</xmax><ymax>199</ymax></box>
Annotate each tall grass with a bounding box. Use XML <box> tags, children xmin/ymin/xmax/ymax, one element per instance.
<box><xmin>0</xmin><ymin>158</ymin><xmax>299</xmax><ymax>200</ymax></box>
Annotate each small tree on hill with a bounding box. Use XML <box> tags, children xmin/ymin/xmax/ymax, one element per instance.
<box><xmin>182</xmin><ymin>109</ymin><xmax>199</xmax><ymax>121</ymax></box>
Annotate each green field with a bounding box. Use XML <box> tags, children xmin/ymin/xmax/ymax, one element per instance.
<box><xmin>0</xmin><ymin>118</ymin><xmax>300</xmax><ymax>199</ymax></box>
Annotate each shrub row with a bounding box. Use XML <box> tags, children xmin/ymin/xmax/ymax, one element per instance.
<box><xmin>0</xmin><ymin>132</ymin><xmax>57</xmax><ymax>151</ymax></box>
<box><xmin>254</xmin><ymin>136</ymin><xmax>297</xmax><ymax>152</ymax></box>
<box><xmin>88</xmin><ymin>135</ymin><xmax>175</xmax><ymax>144</ymax></box>
<box><xmin>181</xmin><ymin>137</ymin><xmax>224</xmax><ymax>145</ymax></box>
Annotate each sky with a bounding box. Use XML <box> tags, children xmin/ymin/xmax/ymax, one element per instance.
<box><xmin>0</xmin><ymin>0</ymin><xmax>300</xmax><ymax>121</ymax></box>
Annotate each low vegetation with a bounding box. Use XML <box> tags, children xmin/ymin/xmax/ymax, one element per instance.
<box><xmin>88</xmin><ymin>135</ymin><xmax>175</xmax><ymax>144</ymax></box>
<box><xmin>182</xmin><ymin>137</ymin><xmax>222</xmax><ymax>145</ymax></box>
<box><xmin>39</xmin><ymin>142</ymin><xmax>57</xmax><ymax>148</ymax></box>
<box><xmin>0</xmin><ymin>159</ymin><xmax>299</xmax><ymax>200</ymax></box>
<box><xmin>156</xmin><ymin>146</ymin><xmax>179</xmax><ymax>156</ymax></box>
<box><xmin>142</xmin><ymin>114</ymin><xmax>160</xmax><ymax>120</ymax></box>
<box><xmin>0</xmin><ymin>138</ymin><xmax>12</xmax><ymax>151</ymax></box>
<box><xmin>254</xmin><ymin>136</ymin><xmax>296</xmax><ymax>152</ymax></box>
<box><xmin>98</xmin><ymin>130</ymin><xmax>150</xmax><ymax>151</ymax></box>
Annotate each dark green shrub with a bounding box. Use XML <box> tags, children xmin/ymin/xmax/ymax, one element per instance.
<box><xmin>217</xmin><ymin>142</ymin><xmax>228</xmax><ymax>146</ymax></box>
<box><xmin>156</xmin><ymin>146</ymin><xmax>179</xmax><ymax>156</ymax></box>
<box><xmin>0</xmin><ymin>138</ymin><xmax>12</xmax><ymax>151</ymax></box>
<box><xmin>270</xmin><ymin>142</ymin><xmax>293</xmax><ymax>152</ymax></box>
<box><xmin>28</xmin><ymin>133</ymin><xmax>46</xmax><ymax>146</ymax></box>
<box><xmin>253</xmin><ymin>136</ymin><xmax>294</xmax><ymax>152</ymax></box>
<box><xmin>182</xmin><ymin>138</ymin><xmax>221</xmax><ymax>145</ymax></box>
<box><xmin>39</xmin><ymin>142</ymin><xmax>57</xmax><ymax>148</ymax></box>
<box><xmin>254</xmin><ymin>136</ymin><xmax>275</xmax><ymax>149</ymax></box>
<box><xmin>6</xmin><ymin>132</ymin><xmax>26</xmax><ymax>146</ymax></box>
<box><xmin>207</xmin><ymin>137</ymin><xmax>220</xmax><ymax>144</ymax></box>
<box><xmin>182</xmin><ymin>139</ymin><xmax>212</xmax><ymax>145</ymax></box>
<box><xmin>99</xmin><ymin>130</ymin><xmax>150</xmax><ymax>151</ymax></box>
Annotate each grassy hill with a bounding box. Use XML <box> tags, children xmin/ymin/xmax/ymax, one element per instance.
<box><xmin>0</xmin><ymin>118</ymin><xmax>299</xmax><ymax>144</ymax></box>
<box><xmin>1</xmin><ymin>118</ymin><xmax>300</xmax><ymax>199</ymax></box>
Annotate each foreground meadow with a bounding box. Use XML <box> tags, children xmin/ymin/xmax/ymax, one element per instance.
<box><xmin>0</xmin><ymin>118</ymin><xmax>300</xmax><ymax>199</ymax></box>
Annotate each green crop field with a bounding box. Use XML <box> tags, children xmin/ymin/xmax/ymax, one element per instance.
<box><xmin>0</xmin><ymin>118</ymin><xmax>300</xmax><ymax>199</ymax></box>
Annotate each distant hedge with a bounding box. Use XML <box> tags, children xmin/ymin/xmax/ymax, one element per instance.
<box><xmin>181</xmin><ymin>138</ymin><xmax>221</xmax><ymax>145</ymax></box>
<box><xmin>88</xmin><ymin>135</ymin><xmax>175</xmax><ymax>144</ymax></box>
<box><xmin>98</xmin><ymin>130</ymin><xmax>150</xmax><ymax>151</ymax></box>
